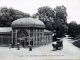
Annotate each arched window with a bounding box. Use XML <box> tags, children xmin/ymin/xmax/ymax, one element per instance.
<box><xmin>17</xmin><ymin>29</ymin><xmax>28</xmax><ymax>46</ymax></box>
<box><xmin>17</xmin><ymin>29</ymin><xmax>28</xmax><ymax>37</ymax></box>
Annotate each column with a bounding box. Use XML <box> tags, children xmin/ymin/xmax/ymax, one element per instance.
<box><xmin>45</xmin><ymin>35</ymin><xmax>46</xmax><ymax>45</ymax></box>
<box><xmin>33</xmin><ymin>28</ymin><xmax>34</xmax><ymax>46</ymax></box>
<box><xmin>46</xmin><ymin>35</ymin><xmax>48</xmax><ymax>44</ymax></box>
<box><xmin>42</xmin><ymin>29</ymin><xmax>44</xmax><ymax>45</ymax></box>
<box><xmin>36</xmin><ymin>29</ymin><xmax>37</xmax><ymax>46</ymax></box>
<box><xmin>47</xmin><ymin>35</ymin><xmax>49</xmax><ymax>44</ymax></box>
<box><xmin>15</xmin><ymin>30</ymin><xmax>18</xmax><ymax>44</ymax></box>
<box><xmin>50</xmin><ymin>35</ymin><xmax>51</xmax><ymax>43</ymax></box>
<box><xmin>34</xmin><ymin>29</ymin><xmax>36</xmax><ymax>46</ymax></box>
<box><xmin>47</xmin><ymin>35</ymin><xmax>49</xmax><ymax>43</ymax></box>
<box><xmin>50</xmin><ymin>35</ymin><xmax>52</xmax><ymax>43</ymax></box>
<box><xmin>49</xmin><ymin>35</ymin><xmax>50</xmax><ymax>43</ymax></box>
<box><xmin>38</xmin><ymin>29</ymin><xmax>40</xmax><ymax>45</ymax></box>
<box><xmin>40</xmin><ymin>29</ymin><xmax>42</xmax><ymax>45</ymax></box>
<box><xmin>39</xmin><ymin>29</ymin><xmax>41</xmax><ymax>45</ymax></box>
<box><xmin>7</xmin><ymin>36</ymin><xmax>9</xmax><ymax>44</ymax></box>
<box><xmin>12</xmin><ymin>30</ymin><xmax>13</xmax><ymax>44</ymax></box>
<box><xmin>46</xmin><ymin>35</ymin><xmax>47</xmax><ymax>44</ymax></box>
<box><xmin>1</xmin><ymin>36</ymin><xmax>3</xmax><ymax>44</ymax></box>
<box><xmin>29</xmin><ymin>28</ymin><xmax>30</xmax><ymax>46</ymax></box>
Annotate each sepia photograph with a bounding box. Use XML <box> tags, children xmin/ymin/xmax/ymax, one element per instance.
<box><xmin>0</xmin><ymin>0</ymin><xmax>80</xmax><ymax>60</ymax></box>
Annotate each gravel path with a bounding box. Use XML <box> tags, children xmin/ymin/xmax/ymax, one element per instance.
<box><xmin>0</xmin><ymin>35</ymin><xmax>80</xmax><ymax>60</ymax></box>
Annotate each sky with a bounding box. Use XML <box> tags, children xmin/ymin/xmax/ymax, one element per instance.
<box><xmin>0</xmin><ymin>0</ymin><xmax>80</xmax><ymax>24</ymax></box>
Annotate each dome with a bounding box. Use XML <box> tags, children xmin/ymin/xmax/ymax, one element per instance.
<box><xmin>11</xmin><ymin>18</ymin><xmax>45</xmax><ymax>28</ymax></box>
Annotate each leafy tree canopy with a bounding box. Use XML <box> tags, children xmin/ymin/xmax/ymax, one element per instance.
<box><xmin>0</xmin><ymin>7</ymin><xmax>30</xmax><ymax>27</ymax></box>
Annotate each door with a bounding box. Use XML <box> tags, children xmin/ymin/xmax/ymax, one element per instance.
<box><xmin>17</xmin><ymin>29</ymin><xmax>28</xmax><ymax>47</ymax></box>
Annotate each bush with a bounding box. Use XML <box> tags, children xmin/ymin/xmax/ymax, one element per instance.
<box><xmin>73</xmin><ymin>40</ymin><xmax>80</xmax><ymax>48</ymax></box>
<box><xmin>67</xmin><ymin>22</ymin><xmax>80</xmax><ymax>37</ymax></box>
<box><xmin>72</xmin><ymin>35</ymin><xmax>80</xmax><ymax>48</ymax></box>
<box><xmin>73</xmin><ymin>35</ymin><xmax>80</xmax><ymax>40</ymax></box>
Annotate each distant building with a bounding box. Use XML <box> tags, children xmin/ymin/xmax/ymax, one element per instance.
<box><xmin>0</xmin><ymin>27</ymin><xmax>12</xmax><ymax>47</ymax></box>
<box><xmin>0</xmin><ymin>18</ymin><xmax>53</xmax><ymax>47</ymax></box>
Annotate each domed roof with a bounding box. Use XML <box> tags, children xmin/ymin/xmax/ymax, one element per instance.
<box><xmin>11</xmin><ymin>18</ymin><xmax>45</xmax><ymax>28</ymax></box>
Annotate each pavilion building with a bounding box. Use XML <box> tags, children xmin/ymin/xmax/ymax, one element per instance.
<box><xmin>0</xmin><ymin>18</ymin><xmax>53</xmax><ymax>47</ymax></box>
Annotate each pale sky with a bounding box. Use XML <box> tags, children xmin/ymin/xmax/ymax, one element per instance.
<box><xmin>0</xmin><ymin>0</ymin><xmax>80</xmax><ymax>24</ymax></box>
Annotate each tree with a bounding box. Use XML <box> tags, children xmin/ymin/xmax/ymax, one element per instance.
<box><xmin>68</xmin><ymin>21</ymin><xmax>78</xmax><ymax>37</ymax></box>
<box><xmin>36</xmin><ymin>6</ymin><xmax>55</xmax><ymax>31</ymax></box>
<box><xmin>53</xmin><ymin>5</ymin><xmax>67</xmax><ymax>37</ymax></box>
<box><xmin>54</xmin><ymin>5</ymin><xmax>67</xmax><ymax>28</ymax></box>
<box><xmin>0</xmin><ymin>7</ymin><xmax>30</xmax><ymax>27</ymax></box>
<box><xmin>32</xmin><ymin>6</ymin><xmax>68</xmax><ymax>37</ymax></box>
<box><xmin>38</xmin><ymin>6</ymin><xmax>55</xmax><ymax>22</ymax></box>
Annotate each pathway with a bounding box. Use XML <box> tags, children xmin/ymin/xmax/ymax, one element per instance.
<box><xmin>0</xmin><ymin>35</ymin><xmax>80</xmax><ymax>60</ymax></box>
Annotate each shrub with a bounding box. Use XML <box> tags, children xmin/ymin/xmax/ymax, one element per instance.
<box><xmin>73</xmin><ymin>35</ymin><xmax>80</xmax><ymax>40</ymax></box>
<box><xmin>73</xmin><ymin>40</ymin><xmax>80</xmax><ymax>48</ymax></box>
